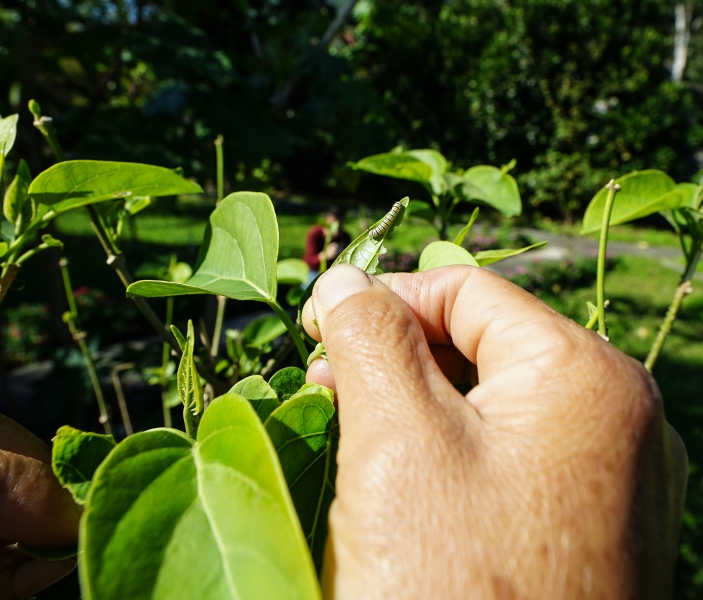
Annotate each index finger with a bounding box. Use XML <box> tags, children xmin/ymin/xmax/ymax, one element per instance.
<box><xmin>375</xmin><ymin>265</ymin><xmax>592</xmax><ymax>381</ymax></box>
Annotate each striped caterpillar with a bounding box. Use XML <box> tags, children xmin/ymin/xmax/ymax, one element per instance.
<box><xmin>369</xmin><ymin>201</ymin><xmax>402</xmax><ymax>239</ymax></box>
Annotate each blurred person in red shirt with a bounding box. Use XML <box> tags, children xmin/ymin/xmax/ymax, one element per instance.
<box><xmin>303</xmin><ymin>206</ymin><xmax>351</xmax><ymax>280</ymax></box>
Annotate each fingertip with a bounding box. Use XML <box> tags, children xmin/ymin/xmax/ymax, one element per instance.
<box><xmin>301</xmin><ymin>297</ymin><xmax>321</xmax><ymax>342</ymax></box>
<box><xmin>306</xmin><ymin>359</ymin><xmax>336</xmax><ymax>392</ymax></box>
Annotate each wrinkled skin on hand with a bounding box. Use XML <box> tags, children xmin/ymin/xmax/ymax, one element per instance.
<box><xmin>0</xmin><ymin>414</ymin><xmax>80</xmax><ymax>600</ymax></box>
<box><xmin>303</xmin><ymin>264</ymin><xmax>687</xmax><ymax>600</ymax></box>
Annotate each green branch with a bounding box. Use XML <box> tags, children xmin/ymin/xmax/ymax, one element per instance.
<box><xmin>595</xmin><ymin>179</ymin><xmax>620</xmax><ymax>340</ymax></box>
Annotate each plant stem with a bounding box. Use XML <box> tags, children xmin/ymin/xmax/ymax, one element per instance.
<box><xmin>644</xmin><ymin>243</ymin><xmax>701</xmax><ymax>372</ymax></box>
<box><xmin>183</xmin><ymin>404</ymin><xmax>196</xmax><ymax>440</ymax></box>
<box><xmin>60</xmin><ymin>258</ymin><xmax>112</xmax><ymax>434</ymax></box>
<box><xmin>211</xmin><ymin>295</ymin><xmax>226</xmax><ymax>357</ymax></box>
<box><xmin>0</xmin><ymin>264</ymin><xmax>19</xmax><ymax>303</ymax></box>
<box><xmin>585</xmin><ymin>311</ymin><xmax>598</xmax><ymax>330</ymax></box>
<box><xmin>596</xmin><ymin>179</ymin><xmax>620</xmax><ymax>340</ymax></box>
<box><xmin>215</xmin><ymin>135</ymin><xmax>224</xmax><ymax>203</ymax></box>
<box><xmin>270</xmin><ymin>301</ymin><xmax>309</xmax><ymax>364</ymax></box>
<box><xmin>161</xmin><ymin>297</ymin><xmax>174</xmax><ymax>428</ymax></box>
<box><xmin>16</xmin><ymin>242</ymin><xmax>54</xmax><ymax>266</ymax></box>
<box><xmin>110</xmin><ymin>363</ymin><xmax>134</xmax><ymax>436</ymax></box>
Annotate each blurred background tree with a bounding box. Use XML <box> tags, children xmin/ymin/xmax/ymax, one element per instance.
<box><xmin>2</xmin><ymin>0</ymin><xmax>703</xmax><ymax>218</ymax></box>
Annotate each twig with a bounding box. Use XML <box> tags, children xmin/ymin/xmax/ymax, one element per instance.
<box><xmin>644</xmin><ymin>243</ymin><xmax>701</xmax><ymax>372</ymax></box>
<box><xmin>110</xmin><ymin>363</ymin><xmax>135</xmax><ymax>436</ymax></box>
<box><xmin>211</xmin><ymin>295</ymin><xmax>226</xmax><ymax>357</ymax></box>
<box><xmin>214</xmin><ymin>135</ymin><xmax>224</xmax><ymax>203</ymax></box>
<box><xmin>60</xmin><ymin>258</ymin><xmax>112</xmax><ymax>435</ymax></box>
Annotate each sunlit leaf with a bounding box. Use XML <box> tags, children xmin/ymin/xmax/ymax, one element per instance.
<box><xmin>474</xmin><ymin>241</ymin><xmax>547</xmax><ymax>266</ymax></box>
<box><xmin>269</xmin><ymin>367</ymin><xmax>307</xmax><ymax>402</ymax></box>
<box><xmin>3</xmin><ymin>159</ymin><xmax>33</xmax><ymax>226</ymax></box>
<box><xmin>349</xmin><ymin>153</ymin><xmax>434</xmax><ymax>187</ymax></box>
<box><xmin>127</xmin><ymin>192</ymin><xmax>278</xmax><ymax>302</ymax></box>
<box><xmin>52</xmin><ymin>425</ymin><xmax>116</xmax><ymax>505</ymax></box>
<box><xmin>0</xmin><ymin>114</ymin><xmax>18</xmax><ymax>175</ymax></box>
<box><xmin>277</xmin><ymin>258</ymin><xmax>310</xmax><ymax>285</ymax></box>
<box><xmin>28</xmin><ymin>160</ymin><xmax>202</xmax><ymax>214</ymax></box>
<box><xmin>265</xmin><ymin>385</ymin><xmax>337</xmax><ymax>573</ymax></box>
<box><xmin>460</xmin><ymin>165</ymin><xmax>522</xmax><ymax>217</ymax></box>
<box><xmin>419</xmin><ymin>240</ymin><xmax>479</xmax><ymax>271</ymax></box>
<box><xmin>406</xmin><ymin>149</ymin><xmax>448</xmax><ymax>195</ymax></box>
<box><xmin>229</xmin><ymin>375</ymin><xmax>280</xmax><ymax>421</ymax></box>
<box><xmin>79</xmin><ymin>394</ymin><xmax>320</xmax><ymax>600</ymax></box>
<box><xmin>581</xmin><ymin>170</ymin><xmax>680</xmax><ymax>234</ymax></box>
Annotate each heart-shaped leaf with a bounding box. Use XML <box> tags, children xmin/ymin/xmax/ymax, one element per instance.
<box><xmin>269</xmin><ymin>367</ymin><xmax>307</xmax><ymax>402</ymax></box>
<box><xmin>333</xmin><ymin>197</ymin><xmax>409</xmax><ymax>275</ymax></box>
<box><xmin>52</xmin><ymin>425</ymin><xmax>116</xmax><ymax>505</ymax></box>
<box><xmin>79</xmin><ymin>394</ymin><xmax>320</xmax><ymax>600</ymax></box>
<box><xmin>28</xmin><ymin>160</ymin><xmax>202</xmax><ymax>215</ymax></box>
<box><xmin>127</xmin><ymin>192</ymin><xmax>278</xmax><ymax>302</ymax></box>
<box><xmin>277</xmin><ymin>258</ymin><xmax>310</xmax><ymax>285</ymax></box>
<box><xmin>419</xmin><ymin>241</ymin><xmax>479</xmax><ymax>271</ymax></box>
<box><xmin>229</xmin><ymin>375</ymin><xmax>281</xmax><ymax>421</ymax></box>
<box><xmin>580</xmin><ymin>170</ymin><xmax>679</xmax><ymax>234</ymax></box>
<box><xmin>460</xmin><ymin>165</ymin><xmax>522</xmax><ymax>217</ymax></box>
<box><xmin>474</xmin><ymin>241</ymin><xmax>547</xmax><ymax>266</ymax></box>
<box><xmin>265</xmin><ymin>385</ymin><xmax>337</xmax><ymax>573</ymax></box>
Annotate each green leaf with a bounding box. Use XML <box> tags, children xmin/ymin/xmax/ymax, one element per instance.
<box><xmin>28</xmin><ymin>160</ymin><xmax>202</xmax><ymax>215</ymax></box>
<box><xmin>0</xmin><ymin>241</ymin><xmax>8</xmax><ymax>258</ymax></box>
<box><xmin>0</xmin><ymin>114</ymin><xmax>19</xmax><ymax>175</ymax></box>
<box><xmin>419</xmin><ymin>241</ymin><xmax>479</xmax><ymax>271</ymax></box>
<box><xmin>460</xmin><ymin>165</ymin><xmax>522</xmax><ymax>217</ymax></box>
<box><xmin>452</xmin><ymin>207</ymin><xmax>480</xmax><ymax>246</ymax></box>
<box><xmin>176</xmin><ymin>320</ymin><xmax>204</xmax><ymax>416</ymax></box>
<box><xmin>79</xmin><ymin>394</ymin><xmax>320</xmax><ymax>600</ymax></box>
<box><xmin>333</xmin><ymin>197</ymin><xmax>409</xmax><ymax>275</ymax></box>
<box><xmin>229</xmin><ymin>375</ymin><xmax>281</xmax><ymax>421</ymax></box>
<box><xmin>170</xmin><ymin>324</ymin><xmax>187</xmax><ymax>352</ymax></box>
<box><xmin>580</xmin><ymin>170</ymin><xmax>679</xmax><ymax>234</ymax></box>
<box><xmin>406</xmin><ymin>149</ymin><xmax>448</xmax><ymax>195</ymax></box>
<box><xmin>269</xmin><ymin>367</ymin><xmax>307</xmax><ymax>401</ymax></box>
<box><xmin>405</xmin><ymin>199</ymin><xmax>435</xmax><ymax>223</ymax></box>
<box><xmin>242</xmin><ymin>314</ymin><xmax>287</xmax><ymax>348</ymax></box>
<box><xmin>286</xmin><ymin>285</ymin><xmax>305</xmax><ymax>307</ymax></box>
<box><xmin>444</xmin><ymin>172</ymin><xmax>490</xmax><ymax>205</ymax></box>
<box><xmin>124</xmin><ymin>196</ymin><xmax>151</xmax><ymax>215</ymax></box>
<box><xmin>265</xmin><ymin>385</ymin><xmax>337</xmax><ymax>573</ymax></box>
<box><xmin>277</xmin><ymin>258</ymin><xmax>310</xmax><ymax>285</ymax></box>
<box><xmin>4</xmin><ymin>159</ymin><xmax>33</xmax><ymax>226</ymax></box>
<box><xmin>51</xmin><ymin>425</ymin><xmax>116</xmax><ymax>505</ymax></box>
<box><xmin>474</xmin><ymin>241</ymin><xmax>547</xmax><ymax>266</ymax></box>
<box><xmin>127</xmin><ymin>192</ymin><xmax>278</xmax><ymax>302</ymax></box>
<box><xmin>349</xmin><ymin>153</ymin><xmax>434</xmax><ymax>187</ymax></box>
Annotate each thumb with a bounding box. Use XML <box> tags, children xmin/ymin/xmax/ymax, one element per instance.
<box><xmin>308</xmin><ymin>264</ymin><xmax>474</xmax><ymax>441</ymax></box>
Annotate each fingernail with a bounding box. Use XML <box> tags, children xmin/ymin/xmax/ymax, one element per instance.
<box><xmin>313</xmin><ymin>264</ymin><xmax>371</xmax><ymax>315</ymax></box>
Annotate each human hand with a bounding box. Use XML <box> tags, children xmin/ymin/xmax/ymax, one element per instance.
<box><xmin>302</xmin><ymin>264</ymin><xmax>687</xmax><ymax>600</ymax></box>
<box><xmin>0</xmin><ymin>414</ymin><xmax>80</xmax><ymax>600</ymax></box>
<box><xmin>325</xmin><ymin>242</ymin><xmax>339</xmax><ymax>259</ymax></box>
